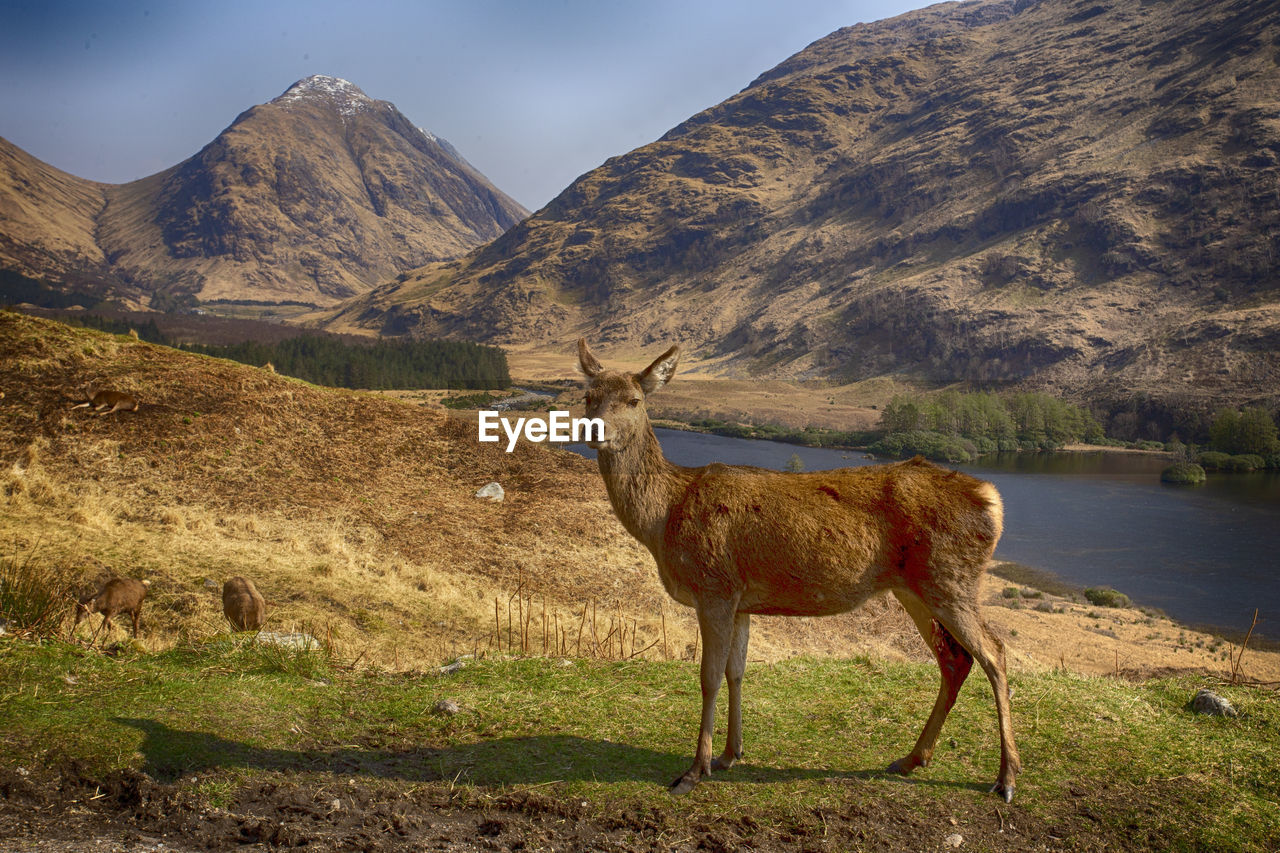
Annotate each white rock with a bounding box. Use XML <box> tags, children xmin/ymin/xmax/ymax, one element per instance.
<box><xmin>474</xmin><ymin>482</ymin><xmax>505</xmax><ymax>502</ymax></box>
<box><xmin>256</xmin><ymin>632</ymin><xmax>319</xmax><ymax>651</ymax></box>
<box><xmin>1191</xmin><ymin>688</ymin><xmax>1237</xmax><ymax>717</ymax></box>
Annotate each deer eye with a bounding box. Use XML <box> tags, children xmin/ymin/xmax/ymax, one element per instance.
<box><xmin>627</xmin><ymin>398</ymin><xmax>641</xmax><ymax>408</ymax></box>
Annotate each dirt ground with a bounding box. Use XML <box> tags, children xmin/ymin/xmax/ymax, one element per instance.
<box><xmin>0</xmin><ymin>760</ymin><xmax>1213</xmax><ymax>853</ymax></box>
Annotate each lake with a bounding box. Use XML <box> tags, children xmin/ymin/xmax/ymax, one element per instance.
<box><xmin>567</xmin><ymin>428</ymin><xmax>1280</xmax><ymax>642</ymax></box>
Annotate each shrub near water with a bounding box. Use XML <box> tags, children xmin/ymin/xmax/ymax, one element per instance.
<box><xmin>1161</xmin><ymin>462</ymin><xmax>1206</xmax><ymax>484</ymax></box>
<box><xmin>1084</xmin><ymin>587</ymin><xmax>1132</xmax><ymax>608</ymax></box>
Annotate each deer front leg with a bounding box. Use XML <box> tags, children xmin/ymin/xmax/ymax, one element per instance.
<box><xmin>670</xmin><ymin>597</ymin><xmax>738</xmax><ymax>795</ymax></box>
<box><xmin>90</xmin><ymin>612</ymin><xmax>112</xmax><ymax>646</ymax></box>
<box><xmin>711</xmin><ymin>612</ymin><xmax>750</xmax><ymax>773</ymax></box>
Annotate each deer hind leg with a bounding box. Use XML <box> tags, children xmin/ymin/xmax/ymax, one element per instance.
<box><xmin>711</xmin><ymin>612</ymin><xmax>750</xmax><ymax>774</ymax></box>
<box><xmin>670</xmin><ymin>596</ymin><xmax>738</xmax><ymax>795</ymax></box>
<box><xmin>130</xmin><ymin>607</ymin><xmax>141</xmax><ymax>638</ymax></box>
<box><xmin>925</xmin><ymin>598</ymin><xmax>1021</xmax><ymax>802</ymax></box>
<box><xmin>889</xmin><ymin>588</ymin><xmax>973</xmax><ymax>777</ymax></box>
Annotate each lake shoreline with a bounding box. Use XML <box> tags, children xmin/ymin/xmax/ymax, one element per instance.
<box><xmin>651</xmin><ymin>418</ymin><xmax>1179</xmax><ymax>461</ymax></box>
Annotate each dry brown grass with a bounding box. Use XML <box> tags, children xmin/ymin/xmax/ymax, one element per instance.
<box><xmin>8</xmin><ymin>311</ymin><xmax>1274</xmax><ymax>682</ymax></box>
<box><xmin>0</xmin><ymin>312</ymin><xmax>924</xmax><ymax>668</ymax></box>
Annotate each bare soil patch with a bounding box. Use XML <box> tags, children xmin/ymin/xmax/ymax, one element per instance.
<box><xmin>0</xmin><ymin>762</ymin><xmax>1216</xmax><ymax>852</ymax></box>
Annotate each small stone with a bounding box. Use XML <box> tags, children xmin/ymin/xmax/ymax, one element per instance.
<box><xmin>438</xmin><ymin>660</ymin><xmax>466</xmax><ymax>675</ymax></box>
<box><xmin>433</xmin><ymin>699</ymin><xmax>462</xmax><ymax>716</ymax></box>
<box><xmin>944</xmin><ymin>833</ymin><xmax>964</xmax><ymax>848</ymax></box>
<box><xmin>1191</xmin><ymin>688</ymin><xmax>1237</xmax><ymax>717</ymax></box>
<box><xmin>474</xmin><ymin>482</ymin><xmax>504</xmax><ymax>502</ymax></box>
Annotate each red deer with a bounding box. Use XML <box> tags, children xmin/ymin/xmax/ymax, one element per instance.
<box><xmin>577</xmin><ymin>339</ymin><xmax>1020</xmax><ymax>801</ymax></box>
<box><xmin>71</xmin><ymin>385</ymin><xmax>139</xmax><ymax>416</ymax></box>
<box><xmin>73</xmin><ymin>577</ymin><xmax>149</xmax><ymax>644</ymax></box>
<box><xmin>222</xmin><ymin>576</ymin><xmax>266</xmax><ymax>632</ymax></box>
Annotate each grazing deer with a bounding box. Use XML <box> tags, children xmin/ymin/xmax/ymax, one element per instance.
<box><xmin>73</xmin><ymin>577</ymin><xmax>149</xmax><ymax>644</ymax></box>
<box><xmin>576</xmin><ymin>339</ymin><xmax>1020</xmax><ymax>801</ymax></box>
<box><xmin>222</xmin><ymin>576</ymin><xmax>266</xmax><ymax>632</ymax></box>
<box><xmin>71</xmin><ymin>385</ymin><xmax>139</xmax><ymax>415</ymax></box>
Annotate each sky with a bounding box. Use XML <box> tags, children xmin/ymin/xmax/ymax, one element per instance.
<box><xmin>1</xmin><ymin>0</ymin><xmax>933</xmax><ymax>212</ymax></box>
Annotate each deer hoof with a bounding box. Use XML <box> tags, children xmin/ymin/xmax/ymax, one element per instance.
<box><xmin>668</xmin><ymin>774</ymin><xmax>699</xmax><ymax>796</ymax></box>
<box><xmin>887</xmin><ymin>755</ymin><xmax>923</xmax><ymax>776</ymax></box>
<box><xmin>991</xmin><ymin>781</ymin><xmax>1015</xmax><ymax>803</ymax></box>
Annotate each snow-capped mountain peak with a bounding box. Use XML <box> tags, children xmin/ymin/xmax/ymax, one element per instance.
<box><xmin>273</xmin><ymin>75</ymin><xmax>374</xmax><ymax>116</ymax></box>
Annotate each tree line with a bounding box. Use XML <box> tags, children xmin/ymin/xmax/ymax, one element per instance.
<box><xmin>871</xmin><ymin>391</ymin><xmax>1105</xmax><ymax>462</ymax></box>
<box><xmin>184</xmin><ymin>335</ymin><xmax>510</xmax><ymax>390</ymax></box>
<box><xmin>40</xmin><ymin>310</ymin><xmax>510</xmax><ymax>390</ymax></box>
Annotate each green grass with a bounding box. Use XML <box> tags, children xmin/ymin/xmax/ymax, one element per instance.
<box><xmin>1</xmin><ymin>637</ymin><xmax>1277</xmax><ymax>849</ymax></box>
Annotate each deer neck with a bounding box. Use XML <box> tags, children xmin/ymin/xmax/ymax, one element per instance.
<box><xmin>596</xmin><ymin>422</ymin><xmax>685</xmax><ymax>550</ymax></box>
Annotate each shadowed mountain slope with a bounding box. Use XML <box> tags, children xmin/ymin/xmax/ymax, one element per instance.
<box><xmin>328</xmin><ymin>0</ymin><xmax>1280</xmax><ymax>411</ymax></box>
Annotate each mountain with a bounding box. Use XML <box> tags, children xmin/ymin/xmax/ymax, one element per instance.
<box><xmin>327</xmin><ymin>0</ymin><xmax>1280</xmax><ymax>412</ymax></box>
<box><xmin>1</xmin><ymin>76</ymin><xmax>528</xmax><ymax>308</ymax></box>
<box><xmin>0</xmin><ymin>137</ymin><xmax>110</xmax><ymax>285</ymax></box>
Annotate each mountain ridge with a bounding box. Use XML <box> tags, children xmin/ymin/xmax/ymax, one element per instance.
<box><xmin>325</xmin><ymin>0</ymin><xmax>1280</xmax><ymax>414</ymax></box>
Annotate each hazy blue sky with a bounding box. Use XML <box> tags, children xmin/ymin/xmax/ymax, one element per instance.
<box><xmin>1</xmin><ymin>1</ymin><xmax>931</xmax><ymax>211</ymax></box>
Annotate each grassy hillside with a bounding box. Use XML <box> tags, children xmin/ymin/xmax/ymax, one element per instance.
<box><xmin>5</xmin><ymin>308</ymin><xmax>1279</xmax><ymax>683</ymax></box>
<box><xmin>0</xmin><ymin>310</ymin><xmax>941</xmax><ymax>667</ymax></box>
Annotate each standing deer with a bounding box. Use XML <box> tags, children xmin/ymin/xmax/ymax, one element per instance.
<box><xmin>73</xmin><ymin>577</ymin><xmax>149</xmax><ymax>644</ymax></box>
<box><xmin>577</xmin><ymin>339</ymin><xmax>1020</xmax><ymax>801</ymax></box>
<box><xmin>71</xmin><ymin>384</ymin><xmax>139</xmax><ymax>415</ymax></box>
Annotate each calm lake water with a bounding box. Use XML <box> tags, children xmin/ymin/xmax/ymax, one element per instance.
<box><xmin>567</xmin><ymin>428</ymin><xmax>1280</xmax><ymax>641</ymax></box>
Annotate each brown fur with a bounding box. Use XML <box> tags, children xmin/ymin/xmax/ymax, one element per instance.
<box><xmin>71</xmin><ymin>385</ymin><xmax>138</xmax><ymax>415</ymax></box>
<box><xmin>222</xmin><ymin>576</ymin><xmax>266</xmax><ymax>632</ymax></box>
<box><xmin>577</xmin><ymin>339</ymin><xmax>1020</xmax><ymax>800</ymax></box>
<box><xmin>73</xmin><ymin>577</ymin><xmax>148</xmax><ymax>644</ymax></box>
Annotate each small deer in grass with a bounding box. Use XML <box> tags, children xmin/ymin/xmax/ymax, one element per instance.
<box><xmin>71</xmin><ymin>384</ymin><xmax>139</xmax><ymax>416</ymax></box>
<box><xmin>222</xmin><ymin>576</ymin><xmax>266</xmax><ymax>632</ymax></box>
<box><xmin>73</xmin><ymin>577</ymin><xmax>150</xmax><ymax>644</ymax></box>
<box><xmin>577</xmin><ymin>339</ymin><xmax>1020</xmax><ymax>801</ymax></box>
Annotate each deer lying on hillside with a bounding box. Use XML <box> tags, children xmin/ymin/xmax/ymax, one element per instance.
<box><xmin>577</xmin><ymin>339</ymin><xmax>1021</xmax><ymax>801</ymax></box>
<box><xmin>71</xmin><ymin>384</ymin><xmax>139</xmax><ymax>415</ymax></box>
<box><xmin>73</xmin><ymin>577</ymin><xmax>150</xmax><ymax>644</ymax></box>
<box><xmin>222</xmin><ymin>576</ymin><xmax>266</xmax><ymax>632</ymax></box>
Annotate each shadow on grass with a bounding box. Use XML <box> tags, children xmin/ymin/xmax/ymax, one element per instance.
<box><xmin>113</xmin><ymin>717</ymin><xmax>988</xmax><ymax>794</ymax></box>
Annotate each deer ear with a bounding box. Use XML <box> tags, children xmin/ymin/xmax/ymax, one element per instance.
<box><xmin>577</xmin><ymin>338</ymin><xmax>604</xmax><ymax>378</ymax></box>
<box><xmin>636</xmin><ymin>345</ymin><xmax>680</xmax><ymax>394</ymax></box>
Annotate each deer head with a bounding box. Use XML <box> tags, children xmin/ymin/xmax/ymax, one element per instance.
<box><xmin>577</xmin><ymin>338</ymin><xmax>679</xmax><ymax>452</ymax></box>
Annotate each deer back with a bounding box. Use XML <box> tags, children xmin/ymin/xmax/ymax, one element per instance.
<box><xmin>89</xmin><ymin>577</ymin><xmax>149</xmax><ymax>612</ymax></box>
<box><xmin>661</xmin><ymin>458</ymin><xmax>1002</xmax><ymax>616</ymax></box>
